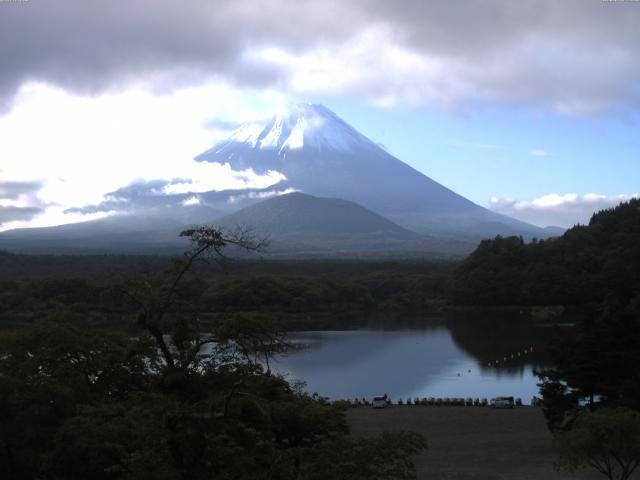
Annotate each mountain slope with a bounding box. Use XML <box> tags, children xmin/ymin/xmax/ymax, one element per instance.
<box><xmin>217</xmin><ymin>192</ymin><xmax>416</xmax><ymax>238</ymax></box>
<box><xmin>196</xmin><ymin>103</ymin><xmax>546</xmax><ymax>238</ymax></box>
<box><xmin>215</xmin><ymin>192</ymin><xmax>474</xmax><ymax>257</ymax></box>
<box><xmin>0</xmin><ymin>206</ymin><xmax>219</xmax><ymax>254</ymax></box>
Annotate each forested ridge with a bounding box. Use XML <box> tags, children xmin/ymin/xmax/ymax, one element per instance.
<box><xmin>452</xmin><ymin>199</ymin><xmax>640</xmax><ymax>308</ymax></box>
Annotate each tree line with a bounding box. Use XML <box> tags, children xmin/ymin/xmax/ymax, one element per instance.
<box><xmin>0</xmin><ymin>256</ymin><xmax>452</xmax><ymax>332</ymax></box>
<box><xmin>452</xmin><ymin>199</ymin><xmax>640</xmax><ymax>308</ymax></box>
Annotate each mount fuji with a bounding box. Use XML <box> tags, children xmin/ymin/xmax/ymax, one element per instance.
<box><xmin>196</xmin><ymin>103</ymin><xmax>545</xmax><ymax>238</ymax></box>
<box><xmin>0</xmin><ymin>103</ymin><xmax>553</xmax><ymax>256</ymax></box>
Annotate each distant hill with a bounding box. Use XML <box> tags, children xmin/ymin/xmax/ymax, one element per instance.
<box><xmin>452</xmin><ymin>199</ymin><xmax>640</xmax><ymax>307</ymax></box>
<box><xmin>215</xmin><ymin>192</ymin><xmax>475</xmax><ymax>258</ymax></box>
<box><xmin>218</xmin><ymin>192</ymin><xmax>415</xmax><ymax>237</ymax></box>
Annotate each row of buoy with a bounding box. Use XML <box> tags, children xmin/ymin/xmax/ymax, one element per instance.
<box><xmin>487</xmin><ymin>346</ymin><xmax>535</xmax><ymax>367</ymax></box>
<box><xmin>398</xmin><ymin>397</ymin><xmax>492</xmax><ymax>407</ymax></box>
<box><xmin>346</xmin><ymin>397</ymin><xmax>532</xmax><ymax>407</ymax></box>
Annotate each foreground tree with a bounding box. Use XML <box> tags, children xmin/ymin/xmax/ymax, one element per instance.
<box><xmin>536</xmin><ymin>305</ymin><xmax>640</xmax><ymax>431</ymax></box>
<box><xmin>0</xmin><ymin>226</ymin><xmax>426</xmax><ymax>479</ymax></box>
<box><xmin>554</xmin><ymin>407</ymin><xmax>640</xmax><ymax>480</ymax></box>
<box><xmin>0</xmin><ymin>318</ymin><xmax>426</xmax><ymax>480</ymax></box>
<box><xmin>0</xmin><ymin>318</ymin><xmax>155</xmax><ymax>480</ymax></box>
<box><xmin>119</xmin><ymin>226</ymin><xmax>269</xmax><ymax>375</ymax></box>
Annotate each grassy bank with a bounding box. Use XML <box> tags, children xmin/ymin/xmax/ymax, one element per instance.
<box><xmin>347</xmin><ymin>406</ymin><xmax>606</xmax><ymax>480</ymax></box>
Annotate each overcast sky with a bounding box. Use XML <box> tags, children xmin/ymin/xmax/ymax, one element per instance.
<box><xmin>0</xmin><ymin>0</ymin><xmax>639</xmax><ymax>230</ymax></box>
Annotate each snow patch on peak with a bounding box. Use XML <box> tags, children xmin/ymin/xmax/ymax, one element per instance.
<box><xmin>222</xmin><ymin>103</ymin><xmax>376</xmax><ymax>155</ymax></box>
<box><xmin>227</xmin><ymin>123</ymin><xmax>263</xmax><ymax>148</ymax></box>
<box><xmin>257</xmin><ymin>114</ymin><xmax>296</xmax><ymax>150</ymax></box>
<box><xmin>281</xmin><ymin>117</ymin><xmax>306</xmax><ymax>150</ymax></box>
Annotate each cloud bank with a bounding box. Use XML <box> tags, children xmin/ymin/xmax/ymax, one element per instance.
<box><xmin>490</xmin><ymin>193</ymin><xmax>640</xmax><ymax>228</ymax></box>
<box><xmin>0</xmin><ymin>180</ymin><xmax>45</xmax><ymax>224</ymax></box>
<box><xmin>0</xmin><ymin>83</ymin><xmax>288</xmax><ymax>230</ymax></box>
<box><xmin>1</xmin><ymin>0</ymin><xmax>640</xmax><ymax>114</ymax></box>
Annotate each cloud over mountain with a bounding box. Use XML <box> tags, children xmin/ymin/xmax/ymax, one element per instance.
<box><xmin>1</xmin><ymin>0</ymin><xmax>639</xmax><ymax>114</ymax></box>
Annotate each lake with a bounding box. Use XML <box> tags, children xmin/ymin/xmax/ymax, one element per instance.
<box><xmin>273</xmin><ymin>320</ymin><xmax>557</xmax><ymax>402</ymax></box>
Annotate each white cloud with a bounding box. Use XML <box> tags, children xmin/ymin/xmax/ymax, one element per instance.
<box><xmin>227</xmin><ymin>188</ymin><xmax>299</xmax><ymax>205</ymax></box>
<box><xmin>247</xmin><ymin>27</ymin><xmax>473</xmax><ymax>109</ymax></box>
<box><xmin>490</xmin><ymin>193</ymin><xmax>640</xmax><ymax>227</ymax></box>
<box><xmin>529</xmin><ymin>149</ymin><xmax>548</xmax><ymax>157</ymax></box>
<box><xmin>181</xmin><ymin>196</ymin><xmax>201</xmax><ymax>207</ymax></box>
<box><xmin>161</xmin><ymin>166</ymin><xmax>286</xmax><ymax>195</ymax></box>
<box><xmin>0</xmin><ymin>82</ymin><xmax>287</xmax><ymax>230</ymax></box>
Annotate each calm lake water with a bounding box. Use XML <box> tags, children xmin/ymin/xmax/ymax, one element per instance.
<box><xmin>273</xmin><ymin>321</ymin><xmax>556</xmax><ymax>402</ymax></box>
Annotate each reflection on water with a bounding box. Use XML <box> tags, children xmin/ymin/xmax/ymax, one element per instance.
<box><xmin>273</xmin><ymin>319</ymin><xmax>560</xmax><ymax>401</ymax></box>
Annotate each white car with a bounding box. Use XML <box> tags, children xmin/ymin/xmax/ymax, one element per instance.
<box><xmin>491</xmin><ymin>396</ymin><xmax>515</xmax><ymax>409</ymax></box>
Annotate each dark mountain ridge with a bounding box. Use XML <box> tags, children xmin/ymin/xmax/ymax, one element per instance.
<box><xmin>215</xmin><ymin>192</ymin><xmax>474</xmax><ymax>258</ymax></box>
<box><xmin>217</xmin><ymin>192</ymin><xmax>417</xmax><ymax>238</ymax></box>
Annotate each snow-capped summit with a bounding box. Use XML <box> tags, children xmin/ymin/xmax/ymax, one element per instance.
<box><xmin>205</xmin><ymin>103</ymin><xmax>376</xmax><ymax>156</ymax></box>
<box><xmin>195</xmin><ymin>103</ymin><xmax>548</xmax><ymax>239</ymax></box>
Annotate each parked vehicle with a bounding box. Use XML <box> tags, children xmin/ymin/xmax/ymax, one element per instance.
<box><xmin>372</xmin><ymin>395</ymin><xmax>388</xmax><ymax>409</ymax></box>
<box><xmin>491</xmin><ymin>396</ymin><xmax>515</xmax><ymax>409</ymax></box>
